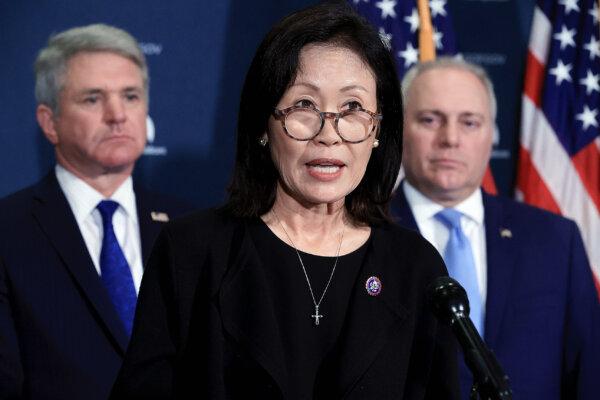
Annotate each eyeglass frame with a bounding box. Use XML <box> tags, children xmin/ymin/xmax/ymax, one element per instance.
<box><xmin>272</xmin><ymin>105</ymin><xmax>383</xmax><ymax>144</ymax></box>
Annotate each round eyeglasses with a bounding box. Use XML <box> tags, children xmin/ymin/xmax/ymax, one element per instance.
<box><xmin>272</xmin><ymin>105</ymin><xmax>382</xmax><ymax>143</ymax></box>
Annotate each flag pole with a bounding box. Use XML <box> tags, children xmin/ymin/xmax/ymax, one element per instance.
<box><xmin>417</xmin><ymin>0</ymin><xmax>436</xmax><ymax>61</ymax></box>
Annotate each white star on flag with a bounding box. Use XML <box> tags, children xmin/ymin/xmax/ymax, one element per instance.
<box><xmin>433</xmin><ymin>29</ymin><xmax>444</xmax><ymax>49</ymax></box>
<box><xmin>398</xmin><ymin>42</ymin><xmax>419</xmax><ymax>67</ymax></box>
<box><xmin>429</xmin><ymin>0</ymin><xmax>447</xmax><ymax>18</ymax></box>
<box><xmin>375</xmin><ymin>0</ymin><xmax>397</xmax><ymax>19</ymax></box>
<box><xmin>553</xmin><ymin>25</ymin><xmax>576</xmax><ymax>50</ymax></box>
<box><xmin>351</xmin><ymin>0</ymin><xmax>458</xmax><ymax>78</ymax></box>
<box><xmin>575</xmin><ymin>105</ymin><xmax>598</xmax><ymax>130</ymax></box>
<box><xmin>559</xmin><ymin>0</ymin><xmax>580</xmax><ymax>15</ymax></box>
<box><xmin>379</xmin><ymin>27</ymin><xmax>392</xmax><ymax>50</ymax></box>
<box><xmin>580</xmin><ymin>70</ymin><xmax>600</xmax><ymax>95</ymax></box>
<box><xmin>404</xmin><ymin>8</ymin><xmax>419</xmax><ymax>33</ymax></box>
<box><xmin>584</xmin><ymin>36</ymin><xmax>600</xmax><ymax>60</ymax></box>
<box><xmin>517</xmin><ymin>0</ymin><xmax>600</xmax><ymax>304</ymax></box>
<box><xmin>590</xmin><ymin>3</ymin><xmax>599</xmax><ymax>25</ymax></box>
<box><xmin>549</xmin><ymin>59</ymin><xmax>572</xmax><ymax>85</ymax></box>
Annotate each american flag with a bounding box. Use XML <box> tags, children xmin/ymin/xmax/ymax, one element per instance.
<box><xmin>517</xmin><ymin>0</ymin><xmax>600</xmax><ymax>293</ymax></box>
<box><xmin>351</xmin><ymin>0</ymin><xmax>500</xmax><ymax>194</ymax></box>
<box><xmin>350</xmin><ymin>0</ymin><xmax>457</xmax><ymax>78</ymax></box>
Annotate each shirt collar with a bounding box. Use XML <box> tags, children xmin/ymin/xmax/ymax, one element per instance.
<box><xmin>403</xmin><ymin>180</ymin><xmax>484</xmax><ymax>225</ymax></box>
<box><xmin>454</xmin><ymin>188</ymin><xmax>484</xmax><ymax>225</ymax></box>
<box><xmin>403</xmin><ymin>180</ymin><xmax>444</xmax><ymax>220</ymax></box>
<box><xmin>55</xmin><ymin>164</ymin><xmax>137</xmax><ymax>224</ymax></box>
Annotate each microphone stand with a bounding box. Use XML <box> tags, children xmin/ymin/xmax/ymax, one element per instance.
<box><xmin>452</xmin><ymin>316</ymin><xmax>512</xmax><ymax>400</ymax></box>
<box><xmin>428</xmin><ymin>277</ymin><xmax>512</xmax><ymax>400</ymax></box>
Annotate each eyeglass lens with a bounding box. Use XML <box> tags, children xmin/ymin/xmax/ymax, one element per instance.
<box><xmin>285</xmin><ymin>108</ymin><xmax>373</xmax><ymax>141</ymax></box>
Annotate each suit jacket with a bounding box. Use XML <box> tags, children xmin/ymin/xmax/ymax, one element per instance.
<box><xmin>0</xmin><ymin>172</ymin><xmax>192</xmax><ymax>400</ymax></box>
<box><xmin>110</xmin><ymin>209</ymin><xmax>460</xmax><ymax>399</ymax></box>
<box><xmin>392</xmin><ymin>185</ymin><xmax>600</xmax><ymax>400</ymax></box>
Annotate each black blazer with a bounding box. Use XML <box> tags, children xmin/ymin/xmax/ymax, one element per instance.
<box><xmin>111</xmin><ymin>209</ymin><xmax>460</xmax><ymax>399</ymax></box>
<box><xmin>0</xmin><ymin>172</ymin><xmax>191</xmax><ymax>400</ymax></box>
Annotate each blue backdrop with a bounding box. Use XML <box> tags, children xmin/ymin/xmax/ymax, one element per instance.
<box><xmin>0</xmin><ymin>0</ymin><xmax>535</xmax><ymax>208</ymax></box>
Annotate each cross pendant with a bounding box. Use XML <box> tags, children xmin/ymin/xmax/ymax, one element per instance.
<box><xmin>311</xmin><ymin>305</ymin><xmax>323</xmax><ymax>326</ymax></box>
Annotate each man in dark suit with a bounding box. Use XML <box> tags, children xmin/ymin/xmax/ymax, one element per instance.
<box><xmin>393</xmin><ymin>57</ymin><xmax>599</xmax><ymax>399</ymax></box>
<box><xmin>0</xmin><ymin>24</ymin><xmax>190</xmax><ymax>399</ymax></box>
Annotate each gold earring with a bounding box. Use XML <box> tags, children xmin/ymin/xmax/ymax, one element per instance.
<box><xmin>259</xmin><ymin>137</ymin><xmax>268</xmax><ymax>146</ymax></box>
<box><xmin>373</xmin><ymin>139</ymin><xmax>379</xmax><ymax>148</ymax></box>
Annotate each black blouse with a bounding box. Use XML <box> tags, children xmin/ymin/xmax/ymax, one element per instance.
<box><xmin>249</xmin><ymin>219</ymin><xmax>369</xmax><ymax>400</ymax></box>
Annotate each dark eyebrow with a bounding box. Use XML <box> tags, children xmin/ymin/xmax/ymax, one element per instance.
<box><xmin>288</xmin><ymin>82</ymin><xmax>370</xmax><ymax>94</ymax></box>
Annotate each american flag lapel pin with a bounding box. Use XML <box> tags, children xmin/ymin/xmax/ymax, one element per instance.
<box><xmin>500</xmin><ymin>228</ymin><xmax>512</xmax><ymax>239</ymax></box>
<box><xmin>151</xmin><ymin>211</ymin><xmax>169</xmax><ymax>222</ymax></box>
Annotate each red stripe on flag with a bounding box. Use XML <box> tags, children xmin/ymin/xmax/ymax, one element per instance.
<box><xmin>481</xmin><ymin>165</ymin><xmax>497</xmax><ymax>195</ymax></box>
<box><xmin>594</xmin><ymin>274</ymin><xmax>600</xmax><ymax>300</ymax></box>
<box><xmin>523</xmin><ymin>52</ymin><xmax>545</xmax><ymax>107</ymax></box>
<box><xmin>571</xmin><ymin>142</ymin><xmax>600</xmax><ymax>212</ymax></box>
<box><xmin>516</xmin><ymin>146</ymin><xmax>562</xmax><ymax>214</ymax></box>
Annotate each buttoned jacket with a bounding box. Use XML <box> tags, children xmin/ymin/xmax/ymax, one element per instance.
<box><xmin>393</xmin><ymin>184</ymin><xmax>600</xmax><ymax>399</ymax></box>
<box><xmin>0</xmin><ymin>172</ymin><xmax>191</xmax><ymax>399</ymax></box>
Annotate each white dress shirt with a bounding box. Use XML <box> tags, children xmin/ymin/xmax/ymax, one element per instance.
<box><xmin>55</xmin><ymin>165</ymin><xmax>144</xmax><ymax>293</ymax></box>
<box><xmin>403</xmin><ymin>181</ymin><xmax>488</xmax><ymax>308</ymax></box>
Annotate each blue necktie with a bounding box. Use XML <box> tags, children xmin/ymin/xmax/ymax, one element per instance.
<box><xmin>97</xmin><ymin>200</ymin><xmax>137</xmax><ymax>338</ymax></box>
<box><xmin>435</xmin><ymin>208</ymin><xmax>483</xmax><ymax>336</ymax></box>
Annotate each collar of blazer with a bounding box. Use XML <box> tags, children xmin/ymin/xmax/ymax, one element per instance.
<box><xmin>392</xmin><ymin>184</ymin><xmax>519</xmax><ymax>347</ymax></box>
<box><xmin>32</xmin><ymin>172</ymin><xmax>130</xmax><ymax>353</ymax></box>
<box><xmin>481</xmin><ymin>192</ymin><xmax>518</xmax><ymax>348</ymax></box>
<box><xmin>218</xmin><ymin>219</ymin><xmax>409</xmax><ymax>397</ymax></box>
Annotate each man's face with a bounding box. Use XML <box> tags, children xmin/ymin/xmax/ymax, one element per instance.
<box><xmin>39</xmin><ymin>51</ymin><xmax>147</xmax><ymax>178</ymax></box>
<box><xmin>402</xmin><ymin>67</ymin><xmax>494</xmax><ymax>206</ymax></box>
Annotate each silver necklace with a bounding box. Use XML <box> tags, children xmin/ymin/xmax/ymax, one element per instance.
<box><xmin>272</xmin><ymin>209</ymin><xmax>345</xmax><ymax>326</ymax></box>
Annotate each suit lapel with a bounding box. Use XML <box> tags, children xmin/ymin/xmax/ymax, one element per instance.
<box><xmin>31</xmin><ymin>173</ymin><xmax>129</xmax><ymax>353</ymax></box>
<box><xmin>393</xmin><ymin>186</ymin><xmax>517</xmax><ymax>348</ymax></box>
<box><xmin>218</xmin><ymin>221</ymin><xmax>409</xmax><ymax>398</ymax></box>
<box><xmin>391</xmin><ymin>181</ymin><xmax>419</xmax><ymax>231</ymax></box>
<box><xmin>482</xmin><ymin>193</ymin><xmax>517</xmax><ymax>348</ymax></box>
<box><xmin>324</xmin><ymin>227</ymin><xmax>409</xmax><ymax>397</ymax></box>
<box><xmin>218</xmin><ymin>221</ymin><xmax>288</xmax><ymax>396</ymax></box>
<box><xmin>134</xmin><ymin>188</ymin><xmax>168</xmax><ymax>263</ymax></box>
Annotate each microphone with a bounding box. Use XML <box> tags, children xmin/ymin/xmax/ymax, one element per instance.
<box><xmin>427</xmin><ymin>277</ymin><xmax>512</xmax><ymax>400</ymax></box>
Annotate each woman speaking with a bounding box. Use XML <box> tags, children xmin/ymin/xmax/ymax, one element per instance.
<box><xmin>111</xmin><ymin>2</ymin><xmax>458</xmax><ymax>399</ymax></box>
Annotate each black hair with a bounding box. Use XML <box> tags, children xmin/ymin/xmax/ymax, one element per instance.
<box><xmin>223</xmin><ymin>1</ymin><xmax>402</xmax><ymax>225</ymax></box>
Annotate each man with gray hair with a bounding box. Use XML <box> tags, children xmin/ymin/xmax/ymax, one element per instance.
<box><xmin>0</xmin><ymin>24</ymin><xmax>189</xmax><ymax>399</ymax></box>
<box><xmin>393</xmin><ymin>57</ymin><xmax>599</xmax><ymax>399</ymax></box>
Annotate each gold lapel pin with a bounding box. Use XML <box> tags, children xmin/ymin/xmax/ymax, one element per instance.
<box><xmin>500</xmin><ymin>228</ymin><xmax>512</xmax><ymax>238</ymax></box>
<box><xmin>151</xmin><ymin>211</ymin><xmax>169</xmax><ymax>222</ymax></box>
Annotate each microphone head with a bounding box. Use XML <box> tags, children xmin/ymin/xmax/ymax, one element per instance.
<box><xmin>426</xmin><ymin>276</ymin><xmax>470</xmax><ymax>326</ymax></box>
